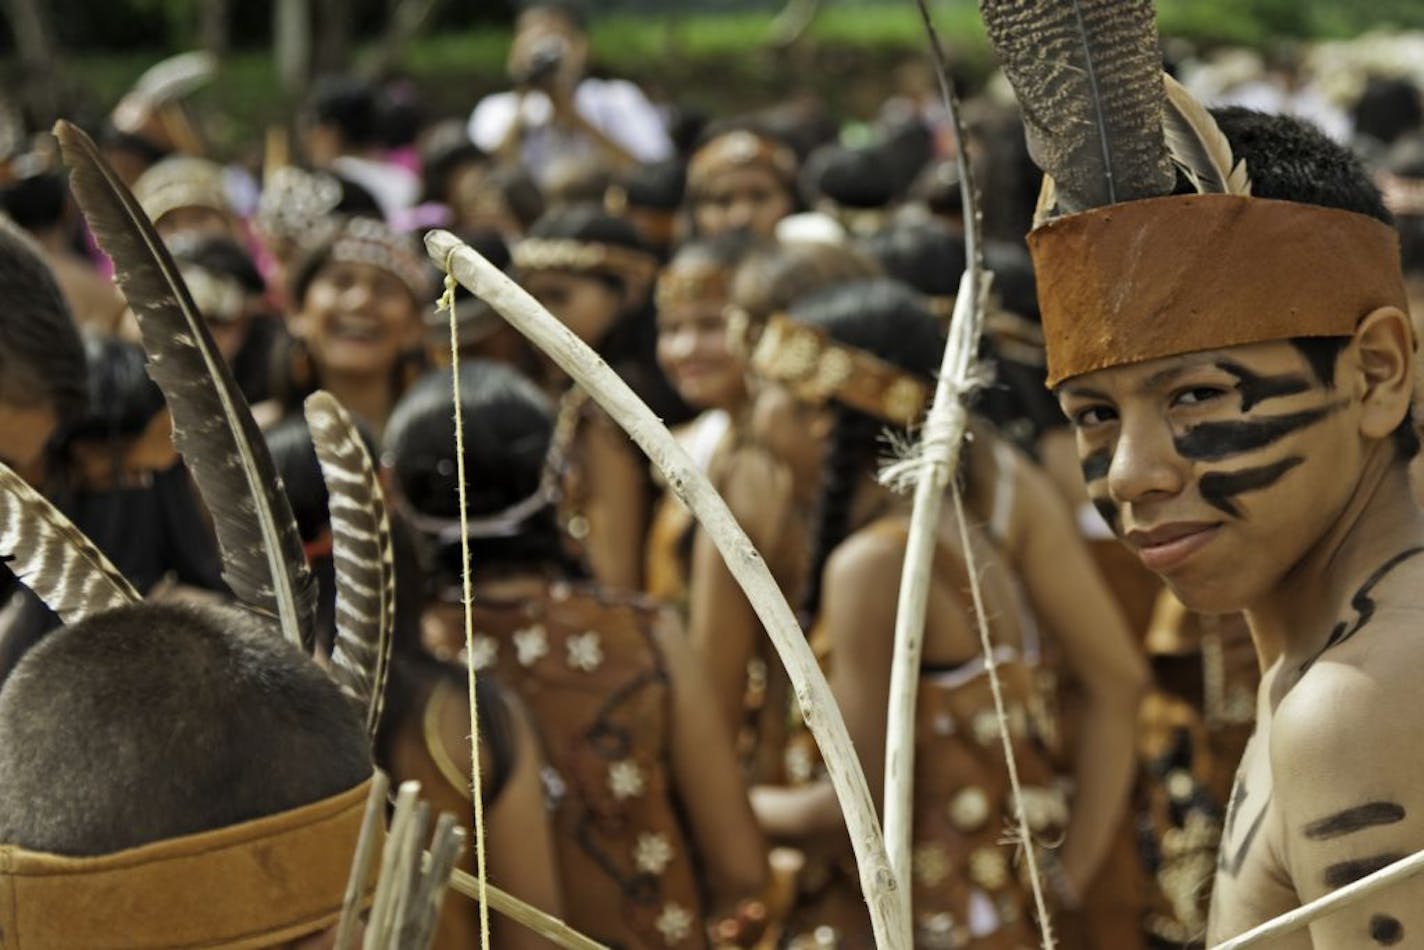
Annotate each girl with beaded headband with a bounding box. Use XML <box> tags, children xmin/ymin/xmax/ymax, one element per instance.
<box><xmin>644</xmin><ymin>231</ymin><xmax>758</xmax><ymax>609</ymax></box>
<box><xmin>382</xmin><ymin>359</ymin><xmax>772</xmax><ymax>949</ymax></box>
<box><xmin>265</xmin><ymin>215</ymin><xmax>433</xmax><ymax>439</ymax></box>
<box><xmin>744</xmin><ymin>277</ymin><xmax>1145</xmax><ymax>947</ymax></box>
<box><xmin>515</xmin><ymin>204</ymin><xmax>687</xmax><ymax>590</ymax></box>
<box><xmin>684</xmin><ymin>123</ymin><xmax>801</xmax><ymax>239</ymax></box>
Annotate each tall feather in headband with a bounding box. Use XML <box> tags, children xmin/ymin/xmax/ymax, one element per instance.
<box><xmin>304</xmin><ymin>392</ymin><xmax>395</xmax><ymax>739</ymax></box>
<box><xmin>0</xmin><ymin>463</ymin><xmax>140</xmax><ymax>622</ymax></box>
<box><xmin>54</xmin><ymin>120</ymin><xmax>317</xmax><ymax>651</ymax></box>
<box><xmin>979</xmin><ymin>0</ymin><xmax>1175</xmax><ymax>215</ymax></box>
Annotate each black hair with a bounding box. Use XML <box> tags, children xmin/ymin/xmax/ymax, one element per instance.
<box><xmin>482</xmin><ymin>165</ymin><xmax>546</xmax><ymax>231</ymax></box>
<box><xmin>384</xmin><ymin>361</ymin><xmax>585</xmax><ymax>582</ymax></box>
<box><xmin>169</xmin><ymin>232</ymin><xmax>266</xmax><ymax>294</ymax></box>
<box><xmin>665</xmin><ymin>230</ymin><xmax>755</xmax><ymax>275</ymax></box>
<box><xmin>420</xmin><ymin>121</ymin><xmax>489</xmax><ymax>206</ymax></box>
<box><xmin>0</xmin><ymin>602</ymin><xmax>371</xmax><ymax>855</ymax></box>
<box><xmin>1351</xmin><ymin>77</ymin><xmax>1423</xmax><ymax>148</ymax></box>
<box><xmin>333</xmin><ymin>174</ymin><xmax>386</xmax><ymax>219</ymax></box>
<box><xmin>786</xmin><ymin>278</ymin><xmax>945</xmax><ymax>618</ymax></box>
<box><xmin>0</xmin><ymin>217</ymin><xmax>87</xmax><ymax>422</ymax></box>
<box><xmin>1212</xmin><ymin>108</ymin><xmax>1416</xmax><ymax>458</ymax></box>
<box><xmin>858</xmin><ymin>220</ymin><xmax>967</xmax><ymax>298</ymax></box>
<box><xmin>729</xmin><ymin>238</ymin><xmax>881</xmax><ymax>324</ymax></box>
<box><xmin>910</xmin><ymin>159</ymin><xmax>964</xmax><ymax>219</ymax></box>
<box><xmin>519</xmin><ymin>0</ymin><xmax>588</xmax><ymax>30</ymax></box>
<box><xmin>618</xmin><ymin>160</ymin><xmax>686</xmax><ymax>211</ymax></box>
<box><xmin>0</xmin><ymin>171</ymin><xmax>66</xmax><ymax>231</ymax></box>
<box><xmin>802</xmin><ymin>143</ymin><xmax>898</xmax><ymax>210</ymax></box>
<box><xmin>982</xmin><ymin>240</ymin><xmax>1039</xmax><ymax>322</ymax></box>
<box><xmin>65</xmin><ymin>336</ymin><xmax>165</xmax><ymax>445</ymax></box>
<box><xmin>98</xmin><ymin>124</ymin><xmax>170</xmax><ymax>167</ymax></box>
<box><xmin>309</xmin><ymin>77</ymin><xmax>380</xmax><ymax>150</ymax></box>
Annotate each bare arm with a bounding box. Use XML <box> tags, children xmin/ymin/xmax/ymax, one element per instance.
<box><xmin>688</xmin><ymin>528</ymin><xmax>759</xmax><ymax>736</ymax></box>
<box><xmin>657</xmin><ymin>613</ymin><xmax>770</xmax><ymax>913</ymax></box>
<box><xmin>581</xmin><ymin>417</ymin><xmax>650</xmax><ymax>591</ymax></box>
<box><xmin>486</xmin><ymin>695</ymin><xmax>566</xmax><ymax>950</ymax></box>
<box><xmin>1010</xmin><ymin>457</ymin><xmax>1149</xmax><ymax>897</ymax></box>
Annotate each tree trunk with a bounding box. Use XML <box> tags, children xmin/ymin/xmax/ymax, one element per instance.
<box><xmin>200</xmin><ymin>0</ymin><xmax>231</xmax><ymax>57</ymax></box>
<box><xmin>3</xmin><ymin>0</ymin><xmax>59</xmax><ymax>124</ymax></box>
<box><xmin>313</xmin><ymin>0</ymin><xmax>353</xmax><ymax>77</ymax></box>
<box><xmin>274</xmin><ymin>0</ymin><xmax>312</xmax><ymax>96</ymax></box>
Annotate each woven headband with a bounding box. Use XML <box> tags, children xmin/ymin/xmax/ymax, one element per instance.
<box><xmin>655</xmin><ymin>264</ymin><xmax>733</xmax><ymax>310</ymax></box>
<box><xmin>1030</xmin><ymin>194</ymin><xmax>1410</xmax><ymax>386</ymax></box>
<box><xmin>513</xmin><ymin>237</ymin><xmax>658</xmax><ymax>288</ymax></box>
<box><xmin>329</xmin><ymin>217</ymin><xmax>432</xmax><ymax>303</ymax></box>
<box><xmin>0</xmin><ymin>777</ymin><xmax>379</xmax><ymax>949</ymax></box>
<box><xmin>750</xmin><ymin>313</ymin><xmax>930</xmax><ymax>426</ymax></box>
<box><xmin>687</xmin><ymin>131</ymin><xmax>797</xmax><ymax>195</ymax></box>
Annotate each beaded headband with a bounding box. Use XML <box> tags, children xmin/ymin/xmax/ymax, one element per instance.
<box><xmin>256</xmin><ymin>166</ymin><xmax>343</xmax><ymax>247</ymax></box>
<box><xmin>655</xmin><ymin>264</ymin><xmax>733</xmax><ymax>310</ymax></box>
<box><xmin>749</xmin><ymin>313</ymin><xmax>931</xmax><ymax>427</ymax></box>
<box><xmin>133</xmin><ymin>156</ymin><xmax>229</xmax><ymax>225</ymax></box>
<box><xmin>687</xmin><ymin>130</ymin><xmax>798</xmax><ymax>195</ymax></box>
<box><xmin>513</xmin><ymin>237</ymin><xmax>659</xmax><ymax>288</ymax></box>
<box><xmin>328</xmin><ymin>216</ymin><xmax>433</xmax><ymax>303</ymax></box>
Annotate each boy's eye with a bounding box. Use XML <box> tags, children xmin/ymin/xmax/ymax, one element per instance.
<box><xmin>1172</xmin><ymin>387</ymin><xmax>1228</xmax><ymax>407</ymax></box>
<box><xmin>1072</xmin><ymin>405</ymin><xmax>1117</xmax><ymax>427</ymax></box>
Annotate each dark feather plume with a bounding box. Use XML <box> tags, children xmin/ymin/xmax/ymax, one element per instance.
<box><xmin>54</xmin><ymin>120</ymin><xmax>316</xmax><ymax>650</ymax></box>
<box><xmin>304</xmin><ymin>391</ymin><xmax>395</xmax><ymax>738</ymax></box>
<box><xmin>979</xmin><ymin>0</ymin><xmax>1175</xmax><ymax>214</ymax></box>
<box><xmin>0</xmin><ymin>463</ymin><xmax>139</xmax><ymax>622</ymax></box>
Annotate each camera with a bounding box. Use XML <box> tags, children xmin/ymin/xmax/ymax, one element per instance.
<box><xmin>514</xmin><ymin>38</ymin><xmax>566</xmax><ymax>87</ymax></box>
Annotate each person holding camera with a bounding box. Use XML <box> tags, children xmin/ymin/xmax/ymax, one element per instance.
<box><xmin>468</xmin><ymin>1</ymin><xmax>673</xmax><ymax>187</ymax></box>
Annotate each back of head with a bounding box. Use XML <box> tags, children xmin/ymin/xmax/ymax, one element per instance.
<box><xmin>0</xmin><ymin>601</ymin><xmax>371</xmax><ymax>855</ymax></box>
<box><xmin>787</xmin><ymin>276</ymin><xmax>943</xmax><ymax>381</ymax></box>
<box><xmin>730</xmin><ymin>238</ymin><xmax>881</xmax><ymax>323</ymax></box>
<box><xmin>859</xmin><ymin>221</ymin><xmax>967</xmax><ymax>299</ymax></box>
<box><xmin>527</xmin><ymin>201</ymin><xmax>646</xmax><ymax>254</ymax></box>
<box><xmin>66</xmin><ymin>336</ymin><xmax>165</xmax><ymax>444</ymax></box>
<box><xmin>310</xmin><ymin>77</ymin><xmax>380</xmax><ymax>150</ymax></box>
<box><xmin>0</xmin><ymin>216</ymin><xmax>86</xmax><ymax>422</ymax></box>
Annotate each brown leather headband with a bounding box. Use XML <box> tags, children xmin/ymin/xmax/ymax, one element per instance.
<box><xmin>1028</xmin><ymin>194</ymin><xmax>1409</xmax><ymax>386</ymax></box>
<box><xmin>0</xmin><ymin>777</ymin><xmax>378</xmax><ymax>949</ymax></box>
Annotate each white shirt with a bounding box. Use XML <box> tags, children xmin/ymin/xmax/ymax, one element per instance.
<box><xmin>468</xmin><ymin>77</ymin><xmax>673</xmax><ymax>185</ymax></box>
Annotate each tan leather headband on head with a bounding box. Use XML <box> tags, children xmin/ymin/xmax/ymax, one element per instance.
<box><xmin>687</xmin><ymin>130</ymin><xmax>797</xmax><ymax>195</ymax></box>
<box><xmin>655</xmin><ymin>265</ymin><xmax>732</xmax><ymax>310</ymax></box>
<box><xmin>750</xmin><ymin>313</ymin><xmax>931</xmax><ymax>427</ymax></box>
<box><xmin>1028</xmin><ymin>194</ymin><xmax>1409</xmax><ymax>386</ymax></box>
<box><xmin>0</xmin><ymin>777</ymin><xmax>379</xmax><ymax>950</ymax></box>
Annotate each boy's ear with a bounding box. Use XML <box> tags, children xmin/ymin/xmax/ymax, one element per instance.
<box><xmin>1350</xmin><ymin>306</ymin><xmax>1415</xmax><ymax>441</ymax></box>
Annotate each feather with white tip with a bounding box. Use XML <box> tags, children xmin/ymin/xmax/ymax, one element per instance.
<box><xmin>54</xmin><ymin>119</ymin><xmax>317</xmax><ymax>651</ymax></box>
<box><xmin>1162</xmin><ymin>72</ymin><xmax>1252</xmax><ymax>196</ymax></box>
<box><xmin>0</xmin><ymin>463</ymin><xmax>139</xmax><ymax>622</ymax></box>
<box><xmin>305</xmin><ymin>391</ymin><xmax>395</xmax><ymax>738</ymax></box>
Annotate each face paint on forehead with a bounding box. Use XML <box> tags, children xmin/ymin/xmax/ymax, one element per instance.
<box><xmin>1174</xmin><ymin>401</ymin><xmax>1346</xmax><ymax>462</ymax></box>
<box><xmin>1214</xmin><ymin>359</ymin><xmax>1315</xmax><ymax>411</ymax></box>
<box><xmin>1199</xmin><ymin>455</ymin><xmax>1304</xmax><ymax>518</ymax></box>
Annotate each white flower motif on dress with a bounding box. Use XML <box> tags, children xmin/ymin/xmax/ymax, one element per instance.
<box><xmin>913</xmin><ymin>843</ymin><xmax>951</xmax><ymax>887</ymax></box>
<box><xmin>608</xmin><ymin>759</ymin><xmax>645</xmax><ymax>800</ymax></box>
<box><xmin>513</xmin><ymin>624</ymin><xmax>549</xmax><ymax>667</ymax></box>
<box><xmin>655</xmin><ymin>903</ymin><xmax>693</xmax><ymax>945</ymax></box>
<box><xmin>633</xmin><ymin>832</ymin><xmax>674</xmax><ymax>875</ymax></box>
<box><xmin>469</xmin><ymin>635</ymin><xmax>498</xmax><ymax>671</ymax></box>
<box><xmin>566</xmin><ymin>630</ymin><xmax>604</xmax><ymax>672</ymax></box>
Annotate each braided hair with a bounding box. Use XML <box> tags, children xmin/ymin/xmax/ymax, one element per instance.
<box><xmin>788</xmin><ymin>278</ymin><xmax>944</xmax><ymax>620</ymax></box>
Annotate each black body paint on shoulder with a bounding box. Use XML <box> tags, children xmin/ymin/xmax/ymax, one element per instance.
<box><xmin>1324</xmin><ymin>853</ymin><xmax>1405</xmax><ymax>889</ymax></box>
<box><xmin>1215</xmin><ymin>360</ymin><xmax>1314</xmax><ymax>411</ymax></box>
<box><xmin>1304</xmin><ymin>802</ymin><xmax>1405</xmax><ymax>840</ymax></box>
<box><xmin>1371</xmin><ymin>914</ymin><xmax>1404</xmax><ymax>945</ymax></box>
<box><xmin>1174</xmin><ymin>403</ymin><xmax>1343</xmax><ymax>462</ymax></box>
<box><xmin>1199</xmin><ymin>456</ymin><xmax>1304</xmax><ymax>517</ymax></box>
<box><xmin>1080</xmin><ymin>448</ymin><xmax>1112</xmax><ymax>484</ymax></box>
<box><xmin>1300</xmin><ymin>546</ymin><xmax>1424</xmax><ymax>673</ymax></box>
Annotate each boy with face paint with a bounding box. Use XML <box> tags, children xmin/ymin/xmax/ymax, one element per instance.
<box><xmin>980</xmin><ymin>2</ymin><xmax>1424</xmax><ymax>944</ymax></box>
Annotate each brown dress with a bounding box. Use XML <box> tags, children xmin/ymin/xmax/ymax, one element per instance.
<box><xmin>426</xmin><ymin>581</ymin><xmax>708</xmax><ymax>949</ymax></box>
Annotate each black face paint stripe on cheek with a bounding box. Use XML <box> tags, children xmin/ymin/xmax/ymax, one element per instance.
<box><xmin>1081</xmin><ymin>448</ymin><xmax>1112</xmax><ymax>484</ymax></box>
<box><xmin>1199</xmin><ymin>456</ymin><xmax>1304</xmax><ymax>518</ymax></box>
<box><xmin>1324</xmin><ymin>854</ymin><xmax>1406</xmax><ymax>889</ymax></box>
<box><xmin>1174</xmin><ymin>402</ymin><xmax>1343</xmax><ymax>462</ymax></box>
<box><xmin>1091</xmin><ymin>497</ymin><xmax>1120</xmax><ymax>533</ymax></box>
<box><xmin>1303</xmin><ymin>802</ymin><xmax>1406</xmax><ymax>840</ymax></box>
<box><xmin>1214</xmin><ymin>359</ymin><xmax>1314</xmax><ymax>411</ymax></box>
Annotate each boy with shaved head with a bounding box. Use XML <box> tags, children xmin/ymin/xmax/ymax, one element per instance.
<box><xmin>979</xmin><ymin>0</ymin><xmax>1424</xmax><ymax>943</ymax></box>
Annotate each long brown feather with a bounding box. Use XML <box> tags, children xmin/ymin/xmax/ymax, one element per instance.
<box><xmin>1162</xmin><ymin>72</ymin><xmax>1252</xmax><ymax>196</ymax></box>
<box><xmin>979</xmin><ymin>0</ymin><xmax>1175</xmax><ymax>214</ymax></box>
<box><xmin>0</xmin><ymin>463</ymin><xmax>139</xmax><ymax>622</ymax></box>
<box><xmin>54</xmin><ymin>120</ymin><xmax>316</xmax><ymax>650</ymax></box>
<box><xmin>305</xmin><ymin>391</ymin><xmax>395</xmax><ymax>738</ymax></box>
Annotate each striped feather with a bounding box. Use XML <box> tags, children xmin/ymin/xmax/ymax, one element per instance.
<box><xmin>0</xmin><ymin>463</ymin><xmax>139</xmax><ymax>622</ymax></box>
<box><xmin>304</xmin><ymin>391</ymin><xmax>395</xmax><ymax>737</ymax></box>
